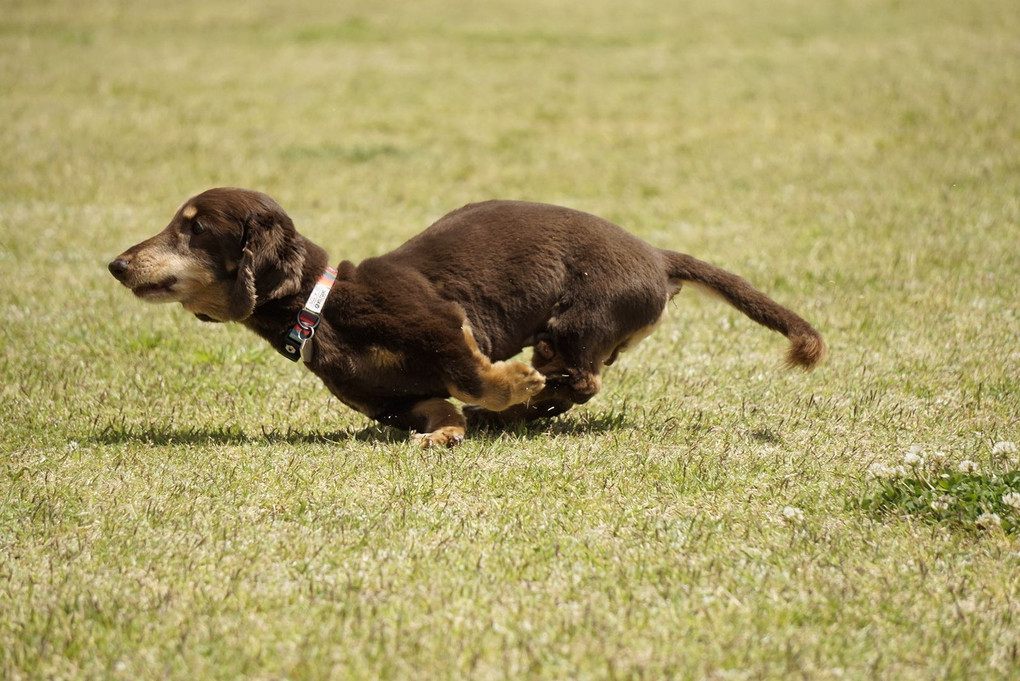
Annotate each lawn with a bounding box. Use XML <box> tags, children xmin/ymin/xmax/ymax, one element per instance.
<box><xmin>2</xmin><ymin>0</ymin><xmax>1019</xmax><ymax>678</ymax></box>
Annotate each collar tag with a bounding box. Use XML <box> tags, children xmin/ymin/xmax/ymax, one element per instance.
<box><xmin>280</xmin><ymin>266</ymin><xmax>338</xmax><ymax>362</ymax></box>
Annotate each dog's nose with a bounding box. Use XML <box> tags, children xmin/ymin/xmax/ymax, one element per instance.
<box><xmin>108</xmin><ymin>258</ymin><xmax>130</xmax><ymax>281</ymax></box>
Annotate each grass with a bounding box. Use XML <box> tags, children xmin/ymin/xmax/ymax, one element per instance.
<box><xmin>2</xmin><ymin>0</ymin><xmax>1020</xmax><ymax>678</ymax></box>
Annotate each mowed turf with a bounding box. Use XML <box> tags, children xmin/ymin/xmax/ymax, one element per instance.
<box><xmin>2</xmin><ymin>0</ymin><xmax>1019</xmax><ymax>678</ymax></box>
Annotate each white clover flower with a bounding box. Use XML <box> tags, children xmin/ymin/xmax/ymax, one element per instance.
<box><xmin>976</xmin><ymin>512</ymin><xmax>1002</xmax><ymax>530</ymax></box>
<box><xmin>957</xmin><ymin>460</ymin><xmax>980</xmax><ymax>474</ymax></box>
<box><xmin>867</xmin><ymin>462</ymin><xmax>891</xmax><ymax>479</ymax></box>
<box><xmin>903</xmin><ymin>451</ymin><xmax>924</xmax><ymax>467</ymax></box>
<box><xmin>930</xmin><ymin>496</ymin><xmax>952</xmax><ymax>512</ymax></box>
<box><xmin>781</xmin><ymin>506</ymin><xmax>805</xmax><ymax>523</ymax></box>
<box><xmin>992</xmin><ymin>441</ymin><xmax>1017</xmax><ymax>456</ymax></box>
<box><xmin>1002</xmin><ymin>492</ymin><xmax>1020</xmax><ymax>510</ymax></box>
<box><xmin>867</xmin><ymin>462</ymin><xmax>910</xmax><ymax>479</ymax></box>
<box><xmin>66</xmin><ymin>440</ymin><xmax>80</xmax><ymax>452</ymax></box>
<box><xmin>931</xmin><ymin>451</ymin><xmax>948</xmax><ymax>462</ymax></box>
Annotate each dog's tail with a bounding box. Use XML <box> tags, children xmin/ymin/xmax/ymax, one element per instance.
<box><xmin>664</xmin><ymin>251</ymin><xmax>826</xmax><ymax>370</ymax></box>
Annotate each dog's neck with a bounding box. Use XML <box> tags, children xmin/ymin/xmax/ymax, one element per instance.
<box><xmin>242</xmin><ymin>235</ymin><xmax>335</xmax><ymax>352</ymax></box>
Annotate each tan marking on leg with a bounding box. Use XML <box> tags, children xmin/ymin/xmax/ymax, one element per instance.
<box><xmin>533</xmin><ymin>338</ymin><xmax>554</xmax><ymax>361</ymax></box>
<box><xmin>459</xmin><ymin>322</ymin><xmax>485</xmax><ymax>357</ymax></box>
<box><xmin>409</xmin><ymin>398</ymin><xmax>466</xmax><ymax>448</ymax></box>
<box><xmin>446</xmin><ymin>325</ymin><xmax>546</xmax><ymax>412</ymax></box>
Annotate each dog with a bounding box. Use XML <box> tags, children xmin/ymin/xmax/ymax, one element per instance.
<box><xmin>109</xmin><ymin>188</ymin><xmax>825</xmax><ymax>446</ymax></box>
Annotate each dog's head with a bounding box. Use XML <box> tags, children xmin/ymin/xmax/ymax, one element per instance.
<box><xmin>108</xmin><ymin>188</ymin><xmax>305</xmax><ymax>322</ymax></box>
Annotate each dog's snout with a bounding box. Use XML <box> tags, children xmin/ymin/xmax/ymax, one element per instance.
<box><xmin>108</xmin><ymin>257</ymin><xmax>131</xmax><ymax>281</ymax></box>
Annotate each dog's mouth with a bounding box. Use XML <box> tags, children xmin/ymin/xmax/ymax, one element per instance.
<box><xmin>132</xmin><ymin>277</ymin><xmax>178</xmax><ymax>299</ymax></box>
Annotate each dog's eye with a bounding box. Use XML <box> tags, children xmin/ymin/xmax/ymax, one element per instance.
<box><xmin>191</xmin><ymin>221</ymin><xmax>205</xmax><ymax>236</ymax></box>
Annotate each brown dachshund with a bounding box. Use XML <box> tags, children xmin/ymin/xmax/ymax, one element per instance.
<box><xmin>109</xmin><ymin>188</ymin><xmax>825</xmax><ymax>446</ymax></box>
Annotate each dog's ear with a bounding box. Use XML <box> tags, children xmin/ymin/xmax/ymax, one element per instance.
<box><xmin>226</xmin><ymin>201</ymin><xmax>306</xmax><ymax>321</ymax></box>
<box><xmin>226</xmin><ymin>231</ymin><xmax>258</xmax><ymax>321</ymax></box>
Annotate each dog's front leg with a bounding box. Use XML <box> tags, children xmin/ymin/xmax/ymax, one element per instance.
<box><xmin>441</xmin><ymin>325</ymin><xmax>546</xmax><ymax>412</ymax></box>
<box><xmin>400</xmin><ymin>397</ymin><xmax>467</xmax><ymax>448</ymax></box>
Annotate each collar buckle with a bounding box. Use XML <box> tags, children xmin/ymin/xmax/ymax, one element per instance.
<box><xmin>279</xmin><ymin>265</ymin><xmax>338</xmax><ymax>363</ymax></box>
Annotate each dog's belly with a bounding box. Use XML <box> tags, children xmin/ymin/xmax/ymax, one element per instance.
<box><xmin>318</xmin><ymin>366</ymin><xmax>449</xmax><ymax>419</ymax></box>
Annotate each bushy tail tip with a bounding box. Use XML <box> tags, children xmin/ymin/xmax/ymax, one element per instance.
<box><xmin>786</xmin><ymin>332</ymin><xmax>827</xmax><ymax>370</ymax></box>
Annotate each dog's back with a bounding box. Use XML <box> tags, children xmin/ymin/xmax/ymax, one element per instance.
<box><xmin>376</xmin><ymin>200</ymin><xmax>672</xmax><ymax>360</ymax></box>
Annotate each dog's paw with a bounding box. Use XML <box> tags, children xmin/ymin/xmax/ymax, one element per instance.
<box><xmin>485</xmin><ymin>360</ymin><xmax>546</xmax><ymax>409</ymax></box>
<box><xmin>412</xmin><ymin>426</ymin><xmax>465</xmax><ymax>448</ymax></box>
<box><xmin>450</xmin><ymin>361</ymin><xmax>547</xmax><ymax>412</ymax></box>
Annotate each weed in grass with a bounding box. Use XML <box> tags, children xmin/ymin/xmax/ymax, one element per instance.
<box><xmin>860</xmin><ymin>443</ymin><xmax>1020</xmax><ymax>534</ymax></box>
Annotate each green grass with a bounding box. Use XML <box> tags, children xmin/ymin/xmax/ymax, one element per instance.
<box><xmin>2</xmin><ymin>0</ymin><xmax>1020</xmax><ymax>678</ymax></box>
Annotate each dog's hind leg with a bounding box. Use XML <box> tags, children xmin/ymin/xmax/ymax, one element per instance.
<box><xmin>471</xmin><ymin>291</ymin><xmax>669</xmax><ymax>427</ymax></box>
<box><xmin>529</xmin><ymin>334</ymin><xmax>605</xmax><ymax>405</ymax></box>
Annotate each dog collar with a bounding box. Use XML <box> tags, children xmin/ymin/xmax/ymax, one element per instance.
<box><xmin>279</xmin><ymin>265</ymin><xmax>338</xmax><ymax>362</ymax></box>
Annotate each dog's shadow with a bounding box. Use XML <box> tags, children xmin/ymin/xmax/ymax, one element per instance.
<box><xmin>86</xmin><ymin>410</ymin><xmax>628</xmax><ymax>449</ymax></box>
<box><xmin>87</xmin><ymin>423</ymin><xmax>398</xmax><ymax>447</ymax></box>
